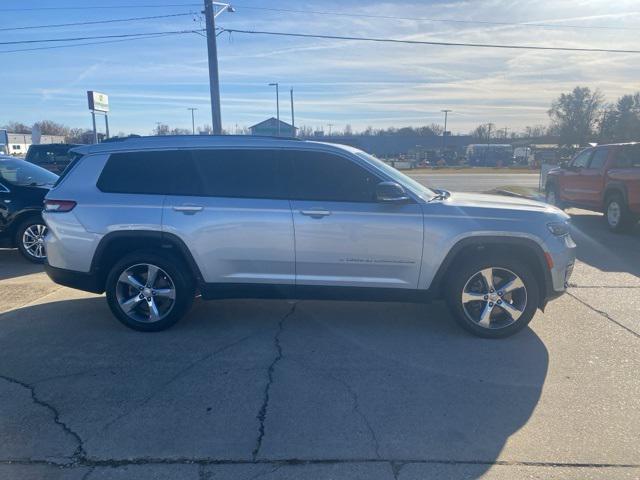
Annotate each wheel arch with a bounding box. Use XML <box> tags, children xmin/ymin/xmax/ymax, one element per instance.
<box><xmin>90</xmin><ymin>231</ymin><xmax>204</xmax><ymax>291</ymax></box>
<box><xmin>603</xmin><ymin>182</ymin><xmax>628</xmax><ymax>207</ymax></box>
<box><xmin>10</xmin><ymin>209</ymin><xmax>45</xmax><ymax>245</ymax></box>
<box><xmin>429</xmin><ymin>236</ymin><xmax>552</xmax><ymax>309</ymax></box>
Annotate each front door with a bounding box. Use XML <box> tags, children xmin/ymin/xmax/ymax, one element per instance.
<box><xmin>285</xmin><ymin>149</ymin><xmax>424</xmax><ymax>289</ymax></box>
<box><xmin>163</xmin><ymin>148</ymin><xmax>295</xmax><ymax>288</ymax></box>
<box><xmin>560</xmin><ymin>148</ymin><xmax>593</xmax><ymax>204</ymax></box>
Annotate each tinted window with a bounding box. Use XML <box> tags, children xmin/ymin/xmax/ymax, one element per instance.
<box><xmin>615</xmin><ymin>145</ymin><xmax>640</xmax><ymax>168</ymax></box>
<box><xmin>572</xmin><ymin>149</ymin><xmax>592</xmax><ymax>168</ymax></box>
<box><xmin>97</xmin><ymin>150</ymin><xmax>195</xmax><ymax>195</ymax></box>
<box><xmin>588</xmin><ymin>148</ymin><xmax>608</xmax><ymax>170</ymax></box>
<box><xmin>192</xmin><ymin>149</ymin><xmax>285</xmax><ymax>199</ymax></box>
<box><xmin>288</xmin><ymin>150</ymin><xmax>380</xmax><ymax>202</ymax></box>
<box><xmin>28</xmin><ymin>145</ymin><xmax>75</xmax><ymax>165</ymax></box>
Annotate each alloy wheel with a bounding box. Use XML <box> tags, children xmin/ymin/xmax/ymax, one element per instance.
<box><xmin>22</xmin><ymin>224</ymin><xmax>48</xmax><ymax>259</ymax></box>
<box><xmin>461</xmin><ymin>267</ymin><xmax>528</xmax><ymax>329</ymax></box>
<box><xmin>115</xmin><ymin>263</ymin><xmax>176</xmax><ymax>323</ymax></box>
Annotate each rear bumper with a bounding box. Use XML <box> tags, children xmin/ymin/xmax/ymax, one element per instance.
<box><xmin>44</xmin><ymin>263</ymin><xmax>104</xmax><ymax>294</ymax></box>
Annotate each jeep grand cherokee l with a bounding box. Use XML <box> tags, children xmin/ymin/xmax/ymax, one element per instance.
<box><xmin>545</xmin><ymin>143</ymin><xmax>640</xmax><ymax>232</ymax></box>
<box><xmin>43</xmin><ymin>136</ymin><xmax>575</xmax><ymax>338</ymax></box>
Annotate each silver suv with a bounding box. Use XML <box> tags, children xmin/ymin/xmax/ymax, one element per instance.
<box><xmin>43</xmin><ymin>136</ymin><xmax>575</xmax><ymax>338</ymax></box>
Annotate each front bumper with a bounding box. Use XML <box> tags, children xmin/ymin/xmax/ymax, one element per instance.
<box><xmin>546</xmin><ymin>233</ymin><xmax>576</xmax><ymax>296</ymax></box>
<box><xmin>44</xmin><ymin>263</ymin><xmax>104</xmax><ymax>294</ymax></box>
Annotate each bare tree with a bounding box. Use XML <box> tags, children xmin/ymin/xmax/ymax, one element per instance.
<box><xmin>548</xmin><ymin>86</ymin><xmax>604</xmax><ymax>146</ymax></box>
<box><xmin>33</xmin><ymin>120</ymin><xmax>70</xmax><ymax>136</ymax></box>
<box><xmin>1</xmin><ymin>122</ymin><xmax>31</xmax><ymax>133</ymax></box>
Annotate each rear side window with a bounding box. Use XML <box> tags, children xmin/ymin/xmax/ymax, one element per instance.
<box><xmin>192</xmin><ymin>149</ymin><xmax>286</xmax><ymax>199</ymax></box>
<box><xmin>588</xmin><ymin>148</ymin><xmax>608</xmax><ymax>170</ymax></box>
<box><xmin>287</xmin><ymin>150</ymin><xmax>380</xmax><ymax>202</ymax></box>
<box><xmin>615</xmin><ymin>145</ymin><xmax>640</xmax><ymax>168</ymax></box>
<box><xmin>97</xmin><ymin>150</ymin><xmax>195</xmax><ymax>195</ymax></box>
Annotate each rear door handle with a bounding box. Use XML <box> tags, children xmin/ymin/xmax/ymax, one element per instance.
<box><xmin>172</xmin><ymin>205</ymin><xmax>203</xmax><ymax>214</ymax></box>
<box><xmin>300</xmin><ymin>209</ymin><xmax>331</xmax><ymax>218</ymax></box>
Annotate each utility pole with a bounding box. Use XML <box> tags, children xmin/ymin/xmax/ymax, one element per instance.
<box><xmin>188</xmin><ymin>107</ymin><xmax>198</xmax><ymax>134</ymax></box>
<box><xmin>441</xmin><ymin>109</ymin><xmax>452</xmax><ymax>154</ymax></box>
<box><xmin>290</xmin><ymin>87</ymin><xmax>295</xmax><ymax>137</ymax></box>
<box><xmin>203</xmin><ymin>1</ymin><xmax>233</xmax><ymax>135</ymax></box>
<box><xmin>269</xmin><ymin>82</ymin><xmax>280</xmax><ymax>136</ymax></box>
<box><xmin>327</xmin><ymin>123</ymin><xmax>334</xmax><ymax>136</ymax></box>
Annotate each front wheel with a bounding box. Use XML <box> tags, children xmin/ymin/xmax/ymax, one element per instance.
<box><xmin>15</xmin><ymin>218</ymin><xmax>48</xmax><ymax>263</ymax></box>
<box><xmin>105</xmin><ymin>251</ymin><xmax>195</xmax><ymax>332</ymax></box>
<box><xmin>446</xmin><ymin>254</ymin><xmax>540</xmax><ymax>338</ymax></box>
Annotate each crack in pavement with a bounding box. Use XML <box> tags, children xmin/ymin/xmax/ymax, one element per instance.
<box><xmin>568</xmin><ymin>292</ymin><xmax>640</xmax><ymax>338</ymax></box>
<box><xmin>0</xmin><ymin>374</ymin><xmax>86</xmax><ymax>461</ymax></box>
<box><xmin>96</xmin><ymin>331</ymin><xmax>261</xmax><ymax>438</ymax></box>
<box><xmin>390</xmin><ymin>461</ymin><xmax>405</xmax><ymax>480</ymax></box>
<box><xmin>252</xmin><ymin>302</ymin><xmax>298</xmax><ymax>461</ymax></box>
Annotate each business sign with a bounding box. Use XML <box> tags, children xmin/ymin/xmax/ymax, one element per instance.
<box><xmin>87</xmin><ymin>91</ymin><xmax>109</xmax><ymax>112</ymax></box>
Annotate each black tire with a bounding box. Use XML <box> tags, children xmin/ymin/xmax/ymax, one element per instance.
<box><xmin>604</xmin><ymin>193</ymin><xmax>635</xmax><ymax>233</ymax></box>
<box><xmin>15</xmin><ymin>217</ymin><xmax>48</xmax><ymax>264</ymax></box>
<box><xmin>105</xmin><ymin>250</ymin><xmax>195</xmax><ymax>332</ymax></box>
<box><xmin>445</xmin><ymin>253</ymin><xmax>540</xmax><ymax>338</ymax></box>
<box><xmin>545</xmin><ymin>184</ymin><xmax>564</xmax><ymax>210</ymax></box>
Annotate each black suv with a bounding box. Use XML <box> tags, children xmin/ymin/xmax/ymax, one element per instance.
<box><xmin>0</xmin><ymin>156</ymin><xmax>58</xmax><ymax>262</ymax></box>
<box><xmin>25</xmin><ymin>143</ymin><xmax>79</xmax><ymax>175</ymax></box>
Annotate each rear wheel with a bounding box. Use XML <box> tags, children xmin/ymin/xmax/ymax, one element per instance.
<box><xmin>15</xmin><ymin>217</ymin><xmax>48</xmax><ymax>263</ymax></box>
<box><xmin>446</xmin><ymin>254</ymin><xmax>540</xmax><ymax>338</ymax></box>
<box><xmin>604</xmin><ymin>193</ymin><xmax>635</xmax><ymax>233</ymax></box>
<box><xmin>105</xmin><ymin>251</ymin><xmax>195</xmax><ymax>331</ymax></box>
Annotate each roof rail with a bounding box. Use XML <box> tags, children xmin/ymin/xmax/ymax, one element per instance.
<box><xmin>101</xmin><ymin>134</ymin><xmax>301</xmax><ymax>143</ymax></box>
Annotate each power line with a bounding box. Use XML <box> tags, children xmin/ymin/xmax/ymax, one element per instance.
<box><xmin>0</xmin><ymin>12</ymin><xmax>197</xmax><ymax>32</ymax></box>
<box><xmin>1</xmin><ymin>3</ymin><xmax>639</xmax><ymax>32</ymax></box>
<box><xmin>220</xmin><ymin>28</ymin><xmax>640</xmax><ymax>54</ymax></box>
<box><xmin>0</xmin><ymin>28</ymin><xmax>205</xmax><ymax>46</ymax></box>
<box><xmin>0</xmin><ymin>3</ymin><xmax>200</xmax><ymax>11</ymax></box>
<box><xmin>0</xmin><ymin>31</ymin><xmax>203</xmax><ymax>54</ymax></box>
<box><xmin>230</xmin><ymin>4</ymin><xmax>640</xmax><ymax>32</ymax></box>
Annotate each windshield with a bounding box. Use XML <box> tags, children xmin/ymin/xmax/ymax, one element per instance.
<box><xmin>0</xmin><ymin>157</ymin><xmax>58</xmax><ymax>187</ymax></box>
<box><xmin>354</xmin><ymin>150</ymin><xmax>436</xmax><ymax>200</ymax></box>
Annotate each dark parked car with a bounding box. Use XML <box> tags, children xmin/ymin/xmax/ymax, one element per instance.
<box><xmin>545</xmin><ymin>143</ymin><xmax>640</xmax><ymax>232</ymax></box>
<box><xmin>25</xmin><ymin>143</ymin><xmax>79</xmax><ymax>175</ymax></box>
<box><xmin>0</xmin><ymin>156</ymin><xmax>58</xmax><ymax>262</ymax></box>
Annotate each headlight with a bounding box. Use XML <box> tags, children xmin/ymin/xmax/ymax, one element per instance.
<box><xmin>547</xmin><ymin>221</ymin><xmax>569</xmax><ymax>236</ymax></box>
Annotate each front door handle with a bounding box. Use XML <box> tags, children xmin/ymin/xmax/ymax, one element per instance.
<box><xmin>172</xmin><ymin>205</ymin><xmax>204</xmax><ymax>214</ymax></box>
<box><xmin>300</xmin><ymin>209</ymin><xmax>331</xmax><ymax>218</ymax></box>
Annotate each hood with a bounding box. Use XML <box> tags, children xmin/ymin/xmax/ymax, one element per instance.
<box><xmin>444</xmin><ymin>191</ymin><xmax>554</xmax><ymax>213</ymax></box>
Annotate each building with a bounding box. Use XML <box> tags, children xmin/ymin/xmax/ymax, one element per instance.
<box><xmin>249</xmin><ymin>118</ymin><xmax>297</xmax><ymax>137</ymax></box>
<box><xmin>4</xmin><ymin>133</ymin><xmax>66</xmax><ymax>156</ymax></box>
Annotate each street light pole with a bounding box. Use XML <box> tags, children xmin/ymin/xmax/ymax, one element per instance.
<box><xmin>441</xmin><ymin>109</ymin><xmax>452</xmax><ymax>153</ymax></box>
<box><xmin>204</xmin><ymin>1</ymin><xmax>233</xmax><ymax>135</ymax></box>
<box><xmin>268</xmin><ymin>82</ymin><xmax>280</xmax><ymax>136</ymax></box>
<box><xmin>188</xmin><ymin>107</ymin><xmax>198</xmax><ymax>134</ymax></box>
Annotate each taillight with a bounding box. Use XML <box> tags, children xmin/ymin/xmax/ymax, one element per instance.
<box><xmin>44</xmin><ymin>200</ymin><xmax>76</xmax><ymax>212</ymax></box>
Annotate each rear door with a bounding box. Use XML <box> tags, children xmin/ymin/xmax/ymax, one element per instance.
<box><xmin>610</xmin><ymin>144</ymin><xmax>640</xmax><ymax>214</ymax></box>
<box><xmin>285</xmin><ymin>149</ymin><xmax>424</xmax><ymax>289</ymax></box>
<box><xmin>162</xmin><ymin>148</ymin><xmax>295</xmax><ymax>288</ymax></box>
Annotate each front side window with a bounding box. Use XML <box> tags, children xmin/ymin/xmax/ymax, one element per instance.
<box><xmin>572</xmin><ymin>149</ymin><xmax>592</xmax><ymax>168</ymax></box>
<box><xmin>287</xmin><ymin>150</ymin><xmax>381</xmax><ymax>202</ymax></box>
<box><xmin>97</xmin><ymin>150</ymin><xmax>193</xmax><ymax>195</ymax></box>
<box><xmin>588</xmin><ymin>148</ymin><xmax>608</xmax><ymax>170</ymax></box>
<box><xmin>192</xmin><ymin>149</ymin><xmax>286</xmax><ymax>199</ymax></box>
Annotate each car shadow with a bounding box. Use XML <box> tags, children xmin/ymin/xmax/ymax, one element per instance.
<box><xmin>567</xmin><ymin>209</ymin><xmax>640</xmax><ymax>280</ymax></box>
<box><xmin>0</xmin><ymin>295</ymin><xmax>548</xmax><ymax>475</ymax></box>
<box><xmin>0</xmin><ymin>249</ymin><xmax>43</xmax><ymax>281</ymax></box>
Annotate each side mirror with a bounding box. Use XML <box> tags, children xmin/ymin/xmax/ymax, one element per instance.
<box><xmin>376</xmin><ymin>181</ymin><xmax>410</xmax><ymax>203</ymax></box>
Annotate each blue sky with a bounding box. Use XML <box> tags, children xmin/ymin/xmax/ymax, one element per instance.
<box><xmin>1</xmin><ymin>0</ymin><xmax>640</xmax><ymax>135</ymax></box>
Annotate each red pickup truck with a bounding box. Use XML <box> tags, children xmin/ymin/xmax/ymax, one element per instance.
<box><xmin>545</xmin><ymin>143</ymin><xmax>640</xmax><ymax>232</ymax></box>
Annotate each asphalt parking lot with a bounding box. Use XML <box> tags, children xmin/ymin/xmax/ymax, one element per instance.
<box><xmin>1</xmin><ymin>209</ymin><xmax>639</xmax><ymax>480</ymax></box>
